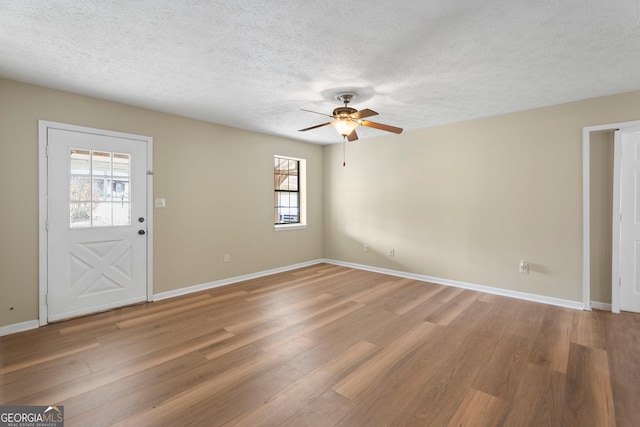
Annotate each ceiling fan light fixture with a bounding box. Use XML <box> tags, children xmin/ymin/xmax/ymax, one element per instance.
<box><xmin>299</xmin><ymin>90</ymin><xmax>402</xmax><ymax>142</ymax></box>
<box><xmin>332</xmin><ymin>119</ymin><xmax>360</xmax><ymax>136</ymax></box>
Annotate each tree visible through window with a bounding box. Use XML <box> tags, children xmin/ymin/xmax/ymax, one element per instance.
<box><xmin>274</xmin><ymin>156</ymin><xmax>300</xmax><ymax>224</ymax></box>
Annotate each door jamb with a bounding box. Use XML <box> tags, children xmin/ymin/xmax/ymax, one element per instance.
<box><xmin>38</xmin><ymin>120</ymin><xmax>154</xmax><ymax>326</ymax></box>
<box><xmin>612</xmin><ymin>131</ymin><xmax>621</xmax><ymax>313</ymax></box>
<box><xmin>582</xmin><ymin>119</ymin><xmax>640</xmax><ymax>313</ymax></box>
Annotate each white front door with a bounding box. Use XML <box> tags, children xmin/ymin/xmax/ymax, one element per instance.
<box><xmin>620</xmin><ymin>130</ymin><xmax>640</xmax><ymax>313</ymax></box>
<box><xmin>43</xmin><ymin>123</ymin><xmax>151</xmax><ymax>322</ymax></box>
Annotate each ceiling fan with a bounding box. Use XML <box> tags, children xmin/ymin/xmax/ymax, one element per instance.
<box><xmin>298</xmin><ymin>93</ymin><xmax>403</xmax><ymax>142</ymax></box>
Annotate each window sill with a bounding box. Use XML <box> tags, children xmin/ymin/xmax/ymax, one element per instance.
<box><xmin>274</xmin><ymin>223</ymin><xmax>307</xmax><ymax>231</ymax></box>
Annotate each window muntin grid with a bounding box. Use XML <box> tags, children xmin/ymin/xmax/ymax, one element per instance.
<box><xmin>69</xmin><ymin>149</ymin><xmax>131</xmax><ymax>228</ymax></box>
<box><xmin>274</xmin><ymin>157</ymin><xmax>300</xmax><ymax>224</ymax></box>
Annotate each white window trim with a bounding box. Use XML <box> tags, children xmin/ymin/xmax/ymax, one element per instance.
<box><xmin>274</xmin><ymin>155</ymin><xmax>306</xmax><ymax>231</ymax></box>
<box><xmin>274</xmin><ymin>223</ymin><xmax>307</xmax><ymax>231</ymax></box>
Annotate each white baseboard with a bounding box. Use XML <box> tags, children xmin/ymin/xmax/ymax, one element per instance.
<box><xmin>590</xmin><ymin>301</ymin><xmax>612</xmax><ymax>311</ymax></box>
<box><xmin>153</xmin><ymin>259</ymin><xmax>324</xmax><ymax>301</ymax></box>
<box><xmin>0</xmin><ymin>319</ymin><xmax>40</xmax><ymax>337</ymax></box>
<box><xmin>1</xmin><ymin>258</ymin><xmax>594</xmax><ymax>337</ymax></box>
<box><xmin>0</xmin><ymin>260</ymin><xmax>324</xmax><ymax>336</ymax></box>
<box><xmin>322</xmin><ymin>258</ymin><xmax>585</xmax><ymax>310</ymax></box>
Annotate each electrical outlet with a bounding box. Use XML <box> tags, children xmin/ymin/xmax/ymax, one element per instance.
<box><xmin>519</xmin><ymin>260</ymin><xmax>529</xmax><ymax>274</ymax></box>
<box><xmin>364</xmin><ymin>244</ymin><xmax>369</xmax><ymax>253</ymax></box>
<box><xmin>389</xmin><ymin>248</ymin><xmax>395</xmax><ymax>257</ymax></box>
<box><xmin>223</xmin><ymin>254</ymin><xmax>230</xmax><ymax>263</ymax></box>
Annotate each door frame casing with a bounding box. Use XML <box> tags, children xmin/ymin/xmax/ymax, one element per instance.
<box><xmin>582</xmin><ymin>119</ymin><xmax>640</xmax><ymax>313</ymax></box>
<box><xmin>38</xmin><ymin>120</ymin><xmax>154</xmax><ymax>325</ymax></box>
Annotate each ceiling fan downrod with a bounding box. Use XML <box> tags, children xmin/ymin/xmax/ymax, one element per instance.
<box><xmin>336</xmin><ymin>92</ymin><xmax>356</xmax><ymax>106</ymax></box>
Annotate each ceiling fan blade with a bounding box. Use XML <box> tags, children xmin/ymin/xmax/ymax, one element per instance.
<box><xmin>301</xmin><ymin>108</ymin><xmax>334</xmax><ymax>118</ymax></box>
<box><xmin>347</xmin><ymin>129</ymin><xmax>358</xmax><ymax>141</ymax></box>
<box><xmin>350</xmin><ymin>108</ymin><xmax>378</xmax><ymax>119</ymax></box>
<box><xmin>298</xmin><ymin>122</ymin><xmax>332</xmax><ymax>132</ymax></box>
<box><xmin>361</xmin><ymin>120</ymin><xmax>403</xmax><ymax>134</ymax></box>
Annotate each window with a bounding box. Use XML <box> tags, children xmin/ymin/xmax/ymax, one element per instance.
<box><xmin>69</xmin><ymin>148</ymin><xmax>131</xmax><ymax>228</ymax></box>
<box><xmin>274</xmin><ymin>155</ymin><xmax>306</xmax><ymax>229</ymax></box>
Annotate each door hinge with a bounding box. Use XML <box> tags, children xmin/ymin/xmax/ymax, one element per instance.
<box><xmin>45</xmin><ymin>294</ymin><xmax>48</xmax><ymax>305</ymax></box>
<box><xmin>45</xmin><ymin>219</ymin><xmax>49</xmax><ymax>231</ymax></box>
<box><xmin>45</xmin><ymin>144</ymin><xmax>50</xmax><ymax>157</ymax></box>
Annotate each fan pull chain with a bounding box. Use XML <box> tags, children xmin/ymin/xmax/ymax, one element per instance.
<box><xmin>343</xmin><ymin>135</ymin><xmax>346</xmax><ymax>167</ymax></box>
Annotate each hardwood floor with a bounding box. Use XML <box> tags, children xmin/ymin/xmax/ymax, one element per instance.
<box><xmin>1</xmin><ymin>263</ymin><xmax>639</xmax><ymax>426</ymax></box>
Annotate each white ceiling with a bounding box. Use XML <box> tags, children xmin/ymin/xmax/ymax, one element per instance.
<box><xmin>2</xmin><ymin>1</ymin><xmax>640</xmax><ymax>144</ymax></box>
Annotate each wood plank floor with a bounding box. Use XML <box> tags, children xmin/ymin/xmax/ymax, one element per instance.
<box><xmin>1</xmin><ymin>263</ymin><xmax>639</xmax><ymax>426</ymax></box>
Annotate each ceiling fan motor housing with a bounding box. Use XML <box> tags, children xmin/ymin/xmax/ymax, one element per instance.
<box><xmin>333</xmin><ymin>107</ymin><xmax>358</xmax><ymax>118</ymax></box>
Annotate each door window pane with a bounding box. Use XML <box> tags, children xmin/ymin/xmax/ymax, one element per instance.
<box><xmin>70</xmin><ymin>176</ymin><xmax>91</xmax><ymax>202</ymax></box>
<box><xmin>113</xmin><ymin>153</ymin><xmax>130</xmax><ymax>176</ymax></box>
<box><xmin>70</xmin><ymin>149</ymin><xmax>90</xmax><ymax>175</ymax></box>
<box><xmin>92</xmin><ymin>178</ymin><xmax>112</xmax><ymax>202</ymax></box>
<box><xmin>93</xmin><ymin>202</ymin><xmax>112</xmax><ymax>227</ymax></box>
<box><xmin>92</xmin><ymin>151</ymin><xmax>112</xmax><ymax>175</ymax></box>
<box><xmin>70</xmin><ymin>149</ymin><xmax>131</xmax><ymax>228</ymax></box>
<box><xmin>70</xmin><ymin>202</ymin><xmax>91</xmax><ymax>227</ymax></box>
<box><xmin>113</xmin><ymin>202</ymin><xmax>131</xmax><ymax>226</ymax></box>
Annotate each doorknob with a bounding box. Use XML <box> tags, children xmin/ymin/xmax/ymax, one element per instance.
<box><xmin>138</xmin><ymin>230</ymin><xmax>146</xmax><ymax>235</ymax></box>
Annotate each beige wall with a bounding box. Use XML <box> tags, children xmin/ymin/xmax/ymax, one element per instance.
<box><xmin>0</xmin><ymin>78</ymin><xmax>323</xmax><ymax>327</ymax></box>
<box><xmin>323</xmin><ymin>91</ymin><xmax>640</xmax><ymax>303</ymax></box>
<box><xmin>3</xmin><ymin>76</ymin><xmax>639</xmax><ymax>330</ymax></box>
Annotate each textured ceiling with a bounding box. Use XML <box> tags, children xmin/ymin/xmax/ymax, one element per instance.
<box><xmin>2</xmin><ymin>1</ymin><xmax>640</xmax><ymax>144</ymax></box>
